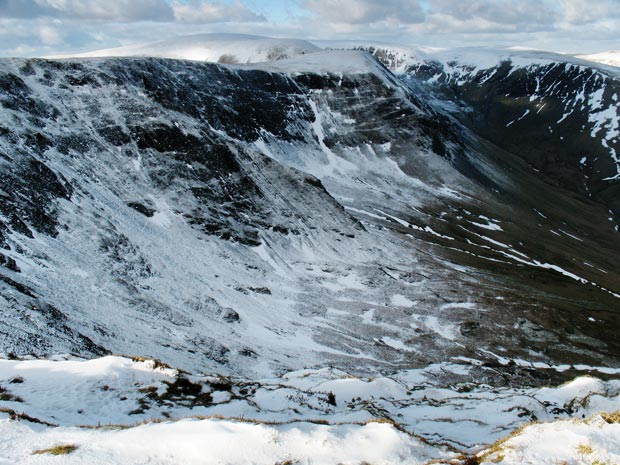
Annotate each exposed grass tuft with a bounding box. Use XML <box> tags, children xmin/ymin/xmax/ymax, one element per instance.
<box><xmin>477</xmin><ymin>422</ymin><xmax>537</xmax><ymax>463</ymax></box>
<box><xmin>129</xmin><ymin>355</ymin><xmax>171</xmax><ymax>370</ymax></box>
<box><xmin>32</xmin><ymin>444</ymin><xmax>78</xmax><ymax>456</ymax></box>
<box><xmin>601</xmin><ymin>411</ymin><xmax>620</xmax><ymax>424</ymax></box>
<box><xmin>0</xmin><ymin>407</ymin><xmax>57</xmax><ymax>426</ymax></box>
<box><xmin>577</xmin><ymin>443</ymin><xmax>594</xmax><ymax>455</ymax></box>
<box><xmin>0</xmin><ymin>385</ymin><xmax>23</xmax><ymax>403</ymax></box>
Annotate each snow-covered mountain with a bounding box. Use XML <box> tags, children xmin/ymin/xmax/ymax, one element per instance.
<box><xmin>1</xmin><ymin>50</ymin><xmax>620</xmax><ymax>377</ymax></box>
<box><xmin>2</xmin><ymin>37</ymin><xmax>620</xmax><ymax>464</ymax></box>
<box><xmin>400</xmin><ymin>47</ymin><xmax>620</xmax><ymax>216</ymax></box>
<box><xmin>54</xmin><ymin>33</ymin><xmax>320</xmax><ymax>64</ymax></box>
<box><xmin>312</xmin><ymin>40</ymin><xmax>430</xmax><ymax>72</ymax></box>
<box><xmin>579</xmin><ymin>50</ymin><xmax>620</xmax><ymax>68</ymax></box>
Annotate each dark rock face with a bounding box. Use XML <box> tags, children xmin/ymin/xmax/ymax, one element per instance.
<box><xmin>112</xmin><ymin>58</ymin><xmax>313</xmax><ymax>142</ymax></box>
<box><xmin>405</xmin><ymin>58</ymin><xmax>620</xmax><ymax>217</ymax></box>
<box><xmin>0</xmin><ymin>55</ymin><xmax>618</xmax><ymax>382</ymax></box>
<box><xmin>0</xmin><ymin>57</ymin><xmax>364</xmax><ymax>368</ymax></box>
<box><xmin>0</xmin><ymin>152</ymin><xmax>72</xmax><ymax>239</ymax></box>
<box><xmin>0</xmin><ymin>253</ymin><xmax>19</xmax><ymax>272</ymax></box>
<box><xmin>127</xmin><ymin>202</ymin><xmax>155</xmax><ymax>217</ymax></box>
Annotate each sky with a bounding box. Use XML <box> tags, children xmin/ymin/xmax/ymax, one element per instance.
<box><xmin>0</xmin><ymin>0</ymin><xmax>619</xmax><ymax>57</ymax></box>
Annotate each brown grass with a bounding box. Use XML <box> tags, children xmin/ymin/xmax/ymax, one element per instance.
<box><xmin>32</xmin><ymin>444</ymin><xmax>78</xmax><ymax>456</ymax></box>
<box><xmin>601</xmin><ymin>411</ymin><xmax>620</xmax><ymax>424</ymax></box>
<box><xmin>577</xmin><ymin>443</ymin><xmax>594</xmax><ymax>455</ymax></box>
<box><xmin>477</xmin><ymin>422</ymin><xmax>538</xmax><ymax>463</ymax></box>
<box><xmin>129</xmin><ymin>356</ymin><xmax>171</xmax><ymax>370</ymax></box>
<box><xmin>0</xmin><ymin>385</ymin><xmax>23</xmax><ymax>402</ymax></box>
<box><xmin>0</xmin><ymin>407</ymin><xmax>57</xmax><ymax>426</ymax></box>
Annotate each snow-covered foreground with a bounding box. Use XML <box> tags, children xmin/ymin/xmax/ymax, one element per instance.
<box><xmin>0</xmin><ymin>419</ymin><xmax>434</xmax><ymax>465</ymax></box>
<box><xmin>1</xmin><ymin>356</ymin><xmax>619</xmax><ymax>464</ymax></box>
<box><xmin>4</xmin><ymin>415</ymin><xmax>619</xmax><ymax>465</ymax></box>
<box><xmin>478</xmin><ymin>416</ymin><xmax>620</xmax><ymax>465</ymax></box>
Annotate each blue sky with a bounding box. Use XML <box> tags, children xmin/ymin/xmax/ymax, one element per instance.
<box><xmin>0</xmin><ymin>0</ymin><xmax>619</xmax><ymax>57</ymax></box>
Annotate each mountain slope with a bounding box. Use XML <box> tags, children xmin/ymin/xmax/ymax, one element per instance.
<box><xmin>0</xmin><ymin>52</ymin><xmax>619</xmax><ymax>383</ymax></box>
<box><xmin>54</xmin><ymin>33</ymin><xmax>320</xmax><ymax>64</ymax></box>
<box><xmin>579</xmin><ymin>50</ymin><xmax>620</xmax><ymax>68</ymax></box>
<box><xmin>403</xmin><ymin>48</ymin><xmax>620</xmax><ymax>217</ymax></box>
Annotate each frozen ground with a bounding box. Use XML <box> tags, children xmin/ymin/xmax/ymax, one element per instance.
<box><xmin>0</xmin><ymin>418</ymin><xmax>434</xmax><ymax>465</ymax></box>
<box><xmin>0</xmin><ymin>356</ymin><xmax>619</xmax><ymax>464</ymax></box>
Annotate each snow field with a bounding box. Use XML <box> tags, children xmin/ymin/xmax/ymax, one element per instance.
<box><xmin>1</xmin><ymin>357</ymin><xmax>620</xmax><ymax>464</ymax></box>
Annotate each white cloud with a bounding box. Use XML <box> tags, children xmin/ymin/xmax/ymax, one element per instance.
<box><xmin>426</xmin><ymin>0</ymin><xmax>620</xmax><ymax>33</ymax></box>
<box><xmin>304</xmin><ymin>0</ymin><xmax>424</xmax><ymax>25</ymax></box>
<box><xmin>0</xmin><ymin>0</ymin><xmax>618</xmax><ymax>57</ymax></box>
<box><xmin>62</xmin><ymin>0</ymin><xmax>175</xmax><ymax>21</ymax></box>
<box><xmin>428</xmin><ymin>0</ymin><xmax>560</xmax><ymax>28</ymax></box>
<box><xmin>172</xmin><ymin>0</ymin><xmax>265</xmax><ymax>23</ymax></box>
<box><xmin>0</xmin><ymin>0</ymin><xmax>266</xmax><ymax>23</ymax></box>
<box><xmin>558</xmin><ymin>0</ymin><xmax>620</xmax><ymax>25</ymax></box>
<box><xmin>0</xmin><ymin>0</ymin><xmax>174</xmax><ymax>21</ymax></box>
<box><xmin>302</xmin><ymin>0</ymin><xmax>620</xmax><ymax>37</ymax></box>
<box><xmin>37</xmin><ymin>23</ymin><xmax>63</xmax><ymax>44</ymax></box>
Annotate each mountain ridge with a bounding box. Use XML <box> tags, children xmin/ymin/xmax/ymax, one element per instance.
<box><xmin>0</xmin><ymin>54</ymin><xmax>619</xmax><ymax>381</ymax></box>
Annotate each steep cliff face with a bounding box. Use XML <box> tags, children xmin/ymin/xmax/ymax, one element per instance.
<box><xmin>0</xmin><ymin>53</ymin><xmax>618</xmax><ymax>382</ymax></box>
<box><xmin>0</xmin><ymin>57</ymin><xmax>366</xmax><ymax>373</ymax></box>
<box><xmin>405</xmin><ymin>50</ymin><xmax>620</xmax><ymax>217</ymax></box>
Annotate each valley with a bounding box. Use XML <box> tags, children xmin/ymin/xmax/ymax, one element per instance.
<box><xmin>0</xmin><ymin>36</ymin><xmax>619</xmax><ymax>464</ymax></box>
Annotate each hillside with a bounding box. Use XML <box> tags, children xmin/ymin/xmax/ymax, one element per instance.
<box><xmin>1</xmin><ymin>39</ymin><xmax>620</xmax><ymax>464</ymax></box>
